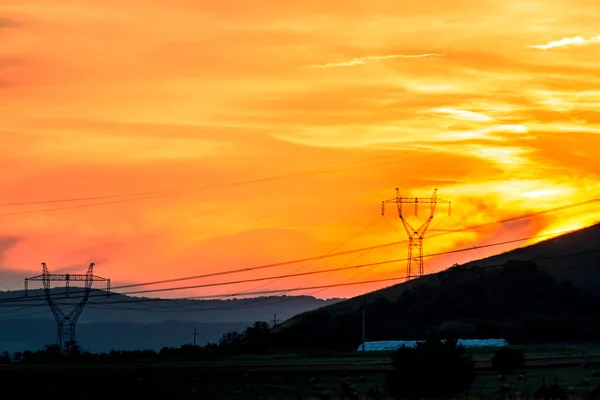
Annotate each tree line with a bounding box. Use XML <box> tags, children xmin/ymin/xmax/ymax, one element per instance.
<box><xmin>0</xmin><ymin>321</ymin><xmax>274</xmax><ymax>364</ymax></box>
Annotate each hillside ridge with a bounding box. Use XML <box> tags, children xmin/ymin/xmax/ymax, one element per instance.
<box><xmin>273</xmin><ymin>222</ymin><xmax>600</xmax><ymax>351</ymax></box>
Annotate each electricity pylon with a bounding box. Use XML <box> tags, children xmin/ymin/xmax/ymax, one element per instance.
<box><xmin>24</xmin><ymin>263</ymin><xmax>110</xmax><ymax>350</ymax></box>
<box><xmin>382</xmin><ymin>188</ymin><xmax>451</xmax><ymax>281</ymax></box>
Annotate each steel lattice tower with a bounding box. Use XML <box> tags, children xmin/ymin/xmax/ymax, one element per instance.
<box><xmin>382</xmin><ymin>188</ymin><xmax>451</xmax><ymax>280</ymax></box>
<box><xmin>24</xmin><ymin>263</ymin><xmax>110</xmax><ymax>350</ymax></box>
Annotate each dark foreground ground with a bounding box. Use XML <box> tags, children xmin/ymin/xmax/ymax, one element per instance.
<box><xmin>4</xmin><ymin>343</ymin><xmax>600</xmax><ymax>399</ymax></box>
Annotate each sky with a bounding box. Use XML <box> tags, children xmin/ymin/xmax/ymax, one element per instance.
<box><xmin>1</xmin><ymin>0</ymin><xmax>600</xmax><ymax>299</ymax></box>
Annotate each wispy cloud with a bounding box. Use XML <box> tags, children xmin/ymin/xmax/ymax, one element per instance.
<box><xmin>531</xmin><ymin>35</ymin><xmax>600</xmax><ymax>49</ymax></box>
<box><xmin>311</xmin><ymin>53</ymin><xmax>444</xmax><ymax>68</ymax></box>
<box><xmin>434</xmin><ymin>124</ymin><xmax>528</xmax><ymax>142</ymax></box>
<box><xmin>5</xmin><ymin>0</ymin><xmax>600</xmax><ymax>297</ymax></box>
<box><xmin>431</xmin><ymin>108</ymin><xmax>493</xmax><ymax>122</ymax></box>
<box><xmin>0</xmin><ymin>17</ymin><xmax>21</xmax><ymax>29</ymax></box>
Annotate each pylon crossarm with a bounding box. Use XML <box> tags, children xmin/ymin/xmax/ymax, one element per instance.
<box><xmin>90</xmin><ymin>275</ymin><xmax>109</xmax><ymax>281</ymax></box>
<box><xmin>26</xmin><ymin>274</ymin><xmax>109</xmax><ymax>282</ymax></box>
<box><xmin>383</xmin><ymin>197</ymin><xmax>450</xmax><ymax>204</ymax></box>
<box><xmin>25</xmin><ymin>274</ymin><xmax>45</xmax><ymax>281</ymax></box>
<box><xmin>383</xmin><ymin>197</ymin><xmax>443</xmax><ymax>204</ymax></box>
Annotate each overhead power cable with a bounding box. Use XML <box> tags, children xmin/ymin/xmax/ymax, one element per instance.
<box><xmin>110</xmin><ymin>197</ymin><xmax>600</xmax><ymax>289</ymax></box>
<box><xmin>1</xmin><ymin>226</ymin><xmax>583</xmax><ymax>305</ymax></box>
<box><xmin>0</xmin><ymin>150</ymin><xmax>434</xmax><ymax>212</ymax></box>
<box><xmin>109</xmin><ymin>244</ymin><xmax>600</xmax><ymax>305</ymax></box>
<box><xmin>3</xmin><ymin>196</ymin><xmax>599</xmax><ymax>304</ymax></box>
<box><xmin>119</xmin><ymin>229</ymin><xmax>574</xmax><ymax>296</ymax></box>
<box><xmin>91</xmin><ymin>219</ymin><xmax>399</xmax><ymax>314</ymax></box>
<box><xmin>5</xmin><ymin>242</ymin><xmax>600</xmax><ymax>318</ymax></box>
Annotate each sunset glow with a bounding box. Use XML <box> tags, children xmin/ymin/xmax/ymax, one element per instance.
<box><xmin>2</xmin><ymin>0</ymin><xmax>600</xmax><ymax>299</ymax></box>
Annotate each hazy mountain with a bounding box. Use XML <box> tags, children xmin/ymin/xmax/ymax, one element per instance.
<box><xmin>0</xmin><ymin>290</ymin><xmax>342</xmax><ymax>352</ymax></box>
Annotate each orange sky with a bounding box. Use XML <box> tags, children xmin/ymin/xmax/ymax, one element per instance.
<box><xmin>2</xmin><ymin>0</ymin><xmax>600</xmax><ymax>299</ymax></box>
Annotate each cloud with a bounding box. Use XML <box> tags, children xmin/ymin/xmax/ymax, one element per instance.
<box><xmin>0</xmin><ymin>56</ymin><xmax>22</xmax><ymax>68</ymax></box>
<box><xmin>0</xmin><ymin>236</ymin><xmax>20</xmax><ymax>257</ymax></box>
<box><xmin>531</xmin><ymin>35</ymin><xmax>600</xmax><ymax>49</ymax></box>
<box><xmin>431</xmin><ymin>108</ymin><xmax>494</xmax><ymax>122</ymax></box>
<box><xmin>0</xmin><ymin>236</ymin><xmax>25</xmax><ymax>290</ymax></box>
<box><xmin>4</xmin><ymin>0</ymin><xmax>600</xmax><ymax>298</ymax></box>
<box><xmin>310</xmin><ymin>53</ymin><xmax>445</xmax><ymax>68</ymax></box>
<box><xmin>0</xmin><ymin>17</ymin><xmax>21</xmax><ymax>29</ymax></box>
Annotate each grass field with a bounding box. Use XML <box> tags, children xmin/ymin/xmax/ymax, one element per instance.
<box><xmin>4</xmin><ymin>343</ymin><xmax>600</xmax><ymax>399</ymax></box>
<box><xmin>5</xmin><ymin>363</ymin><xmax>599</xmax><ymax>399</ymax></box>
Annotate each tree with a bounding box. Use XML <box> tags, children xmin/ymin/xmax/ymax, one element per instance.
<box><xmin>244</xmin><ymin>321</ymin><xmax>272</xmax><ymax>353</ymax></box>
<box><xmin>42</xmin><ymin>344</ymin><xmax>64</xmax><ymax>363</ymax></box>
<box><xmin>491</xmin><ymin>347</ymin><xmax>525</xmax><ymax>375</ymax></box>
<box><xmin>386</xmin><ymin>337</ymin><xmax>475</xmax><ymax>399</ymax></box>
<box><xmin>64</xmin><ymin>340</ymin><xmax>83</xmax><ymax>359</ymax></box>
<box><xmin>218</xmin><ymin>329</ymin><xmax>244</xmax><ymax>354</ymax></box>
<box><xmin>0</xmin><ymin>351</ymin><xmax>11</xmax><ymax>364</ymax></box>
<box><xmin>12</xmin><ymin>351</ymin><xmax>22</xmax><ymax>363</ymax></box>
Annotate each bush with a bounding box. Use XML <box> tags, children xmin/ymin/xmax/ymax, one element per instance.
<box><xmin>386</xmin><ymin>337</ymin><xmax>475</xmax><ymax>399</ymax></box>
<box><xmin>491</xmin><ymin>347</ymin><xmax>525</xmax><ymax>374</ymax></box>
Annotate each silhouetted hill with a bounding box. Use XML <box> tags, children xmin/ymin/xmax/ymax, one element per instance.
<box><xmin>273</xmin><ymin>223</ymin><xmax>600</xmax><ymax>351</ymax></box>
<box><xmin>0</xmin><ymin>290</ymin><xmax>342</xmax><ymax>352</ymax></box>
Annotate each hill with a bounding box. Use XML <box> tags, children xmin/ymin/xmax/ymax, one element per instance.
<box><xmin>0</xmin><ymin>290</ymin><xmax>342</xmax><ymax>352</ymax></box>
<box><xmin>272</xmin><ymin>223</ymin><xmax>600</xmax><ymax>351</ymax></box>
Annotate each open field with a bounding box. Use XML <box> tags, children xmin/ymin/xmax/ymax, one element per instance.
<box><xmin>3</xmin><ymin>362</ymin><xmax>600</xmax><ymax>399</ymax></box>
<box><xmin>5</xmin><ymin>343</ymin><xmax>600</xmax><ymax>399</ymax></box>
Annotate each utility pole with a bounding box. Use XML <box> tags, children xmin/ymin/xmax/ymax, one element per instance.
<box><xmin>271</xmin><ymin>313</ymin><xmax>279</xmax><ymax>328</ymax></box>
<box><xmin>192</xmin><ymin>326</ymin><xmax>199</xmax><ymax>346</ymax></box>
<box><xmin>382</xmin><ymin>188</ymin><xmax>451</xmax><ymax>280</ymax></box>
<box><xmin>24</xmin><ymin>263</ymin><xmax>110</xmax><ymax>351</ymax></box>
<box><xmin>361</xmin><ymin>307</ymin><xmax>366</xmax><ymax>352</ymax></box>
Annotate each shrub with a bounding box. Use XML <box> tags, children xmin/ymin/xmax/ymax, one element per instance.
<box><xmin>491</xmin><ymin>347</ymin><xmax>525</xmax><ymax>375</ymax></box>
<box><xmin>386</xmin><ymin>337</ymin><xmax>474</xmax><ymax>399</ymax></box>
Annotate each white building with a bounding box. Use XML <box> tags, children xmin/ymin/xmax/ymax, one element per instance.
<box><xmin>356</xmin><ymin>339</ymin><xmax>508</xmax><ymax>352</ymax></box>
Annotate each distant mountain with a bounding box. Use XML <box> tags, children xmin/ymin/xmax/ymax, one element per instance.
<box><xmin>0</xmin><ymin>290</ymin><xmax>342</xmax><ymax>352</ymax></box>
<box><xmin>272</xmin><ymin>223</ymin><xmax>600</xmax><ymax>351</ymax></box>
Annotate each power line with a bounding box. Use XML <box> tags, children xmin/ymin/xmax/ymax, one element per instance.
<box><xmin>6</xmin><ymin>243</ymin><xmax>600</xmax><ymax>319</ymax></box>
<box><xmin>104</xmin><ymin>245</ymin><xmax>600</xmax><ymax>307</ymax></box>
<box><xmin>0</xmin><ymin>215</ymin><xmax>385</xmax><ymax>307</ymax></box>
<box><xmin>0</xmin><ymin>150</ymin><xmax>433</xmax><ymax>211</ymax></box>
<box><xmin>1</xmin><ymin>227</ymin><xmax>582</xmax><ymax>306</ymax></box>
<box><xmin>209</xmin><ymin>215</ymin><xmax>385</xmax><ymax>299</ymax></box>
<box><xmin>91</xmin><ymin>220</ymin><xmax>400</xmax><ymax>315</ymax></box>
<box><xmin>0</xmin><ymin>309</ymin><xmax>49</xmax><ymax>320</ymax></box>
<box><xmin>167</xmin><ymin>227</ymin><xmax>578</xmax><ymax>299</ymax></box>
<box><xmin>109</xmin><ymin>197</ymin><xmax>600</xmax><ymax>290</ymax></box>
<box><xmin>3</xmin><ymin>196</ymin><xmax>599</xmax><ymax>304</ymax></box>
<box><xmin>219</xmin><ymin>229</ymin><xmax>400</xmax><ymax>312</ymax></box>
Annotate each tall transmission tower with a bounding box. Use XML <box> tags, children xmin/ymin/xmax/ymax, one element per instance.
<box><xmin>24</xmin><ymin>262</ymin><xmax>110</xmax><ymax>350</ymax></box>
<box><xmin>381</xmin><ymin>188</ymin><xmax>451</xmax><ymax>280</ymax></box>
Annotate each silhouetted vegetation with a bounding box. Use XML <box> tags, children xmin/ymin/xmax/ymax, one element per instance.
<box><xmin>491</xmin><ymin>347</ymin><xmax>526</xmax><ymax>374</ymax></box>
<box><xmin>272</xmin><ymin>260</ymin><xmax>600</xmax><ymax>351</ymax></box>
<box><xmin>217</xmin><ymin>321</ymin><xmax>273</xmax><ymax>354</ymax></box>
<box><xmin>386</xmin><ymin>337</ymin><xmax>475</xmax><ymax>399</ymax></box>
<box><xmin>0</xmin><ymin>320</ymin><xmax>275</xmax><ymax>364</ymax></box>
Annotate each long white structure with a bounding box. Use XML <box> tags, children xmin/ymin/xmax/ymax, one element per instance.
<box><xmin>357</xmin><ymin>339</ymin><xmax>507</xmax><ymax>352</ymax></box>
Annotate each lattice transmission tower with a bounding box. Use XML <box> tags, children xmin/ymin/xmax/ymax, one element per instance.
<box><xmin>24</xmin><ymin>263</ymin><xmax>110</xmax><ymax>350</ymax></box>
<box><xmin>381</xmin><ymin>188</ymin><xmax>451</xmax><ymax>281</ymax></box>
